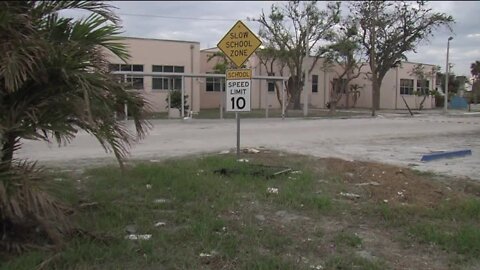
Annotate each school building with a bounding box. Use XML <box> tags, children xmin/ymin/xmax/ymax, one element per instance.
<box><xmin>105</xmin><ymin>37</ymin><xmax>437</xmax><ymax>114</ymax></box>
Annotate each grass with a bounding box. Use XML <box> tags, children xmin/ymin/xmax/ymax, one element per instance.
<box><xmin>334</xmin><ymin>232</ymin><xmax>363</xmax><ymax>248</ymax></box>
<box><xmin>2</xmin><ymin>152</ymin><xmax>480</xmax><ymax>269</ymax></box>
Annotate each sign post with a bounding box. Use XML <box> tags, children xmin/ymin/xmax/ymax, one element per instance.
<box><xmin>217</xmin><ymin>21</ymin><xmax>261</xmax><ymax>158</ymax></box>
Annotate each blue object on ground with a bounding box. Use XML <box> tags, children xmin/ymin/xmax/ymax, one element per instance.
<box><xmin>449</xmin><ymin>96</ymin><xmax>468</xmax><ymax>109</ymax></box>
<box><xmin>421</xmin><ymin>149</ymin><xmax>472</xmax><ymax>162</ymax></box>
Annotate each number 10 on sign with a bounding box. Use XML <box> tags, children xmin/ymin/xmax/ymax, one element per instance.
<box><xmin>226</xmin><ymin>79</ymin><xmax>250</xmax><ymax>112</ymax></box>
<box><xmin>226</xmin><ymin>69</ymin><xmax>251</xmax><ymax>112</ymax></box>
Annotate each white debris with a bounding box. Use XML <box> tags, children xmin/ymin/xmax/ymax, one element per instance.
<box><xmin>219</xmin><ymin>150</ymin><xmax>230</xmax><ymax>154</ymax></box>
<box><xmin>310</xmin><ymin>265</ymin><xmax>323</xmax><ymax>270</ymax></box>
<box><xmin>345</xmin><ymin>172</ymin><xmax>355</xmax><ymax>178</ymax></box>
<box><xmin>291</xmin><ymin>170</ymin><xmax>303</xmax><ymax>174</ymax></box>
<box><xmin>154</xmin><ymin>222</ymin><xmax>166</xmax><ymax>227</ymax></box>
<box><xmin>146</xmin><ymin>184</ymin><xmax>152</xmax><ymax>189</ymax></box>
<box><xmin>199</xmin><ymin>253</ymin><xmax>212</xmax><ymax>258</ymax></box>
<box><xmin>125</xmin><ymin>234</ymin><xmax>151</xmax><ymax>240</ymax></box>
<box><xmin>267</xmin><ymin>187</ymin><xmax>279</xmax><ymax>194</ymax></box>
<box><xmin>237</xmin><ymin>159</ymin><xmax>249</xmax><ymax>163</ymax></box>
<box><xmin>154</xmin><ymin>198</ymin><xmax>169</xmax><ymax>204</ymax></box>
<box><xmin>53</xmin><ymin>178</ymin><xmax>63</xmax><ymax>182</ymax></box>
<box><xmin>288</xmin><ymin>176</ymin><xmax>297</xmax><ymax>180</ymax></box>
<box><xmin>355</xmin><ymin>181</ymin><xmax>380</xmax><ymax>186</ymax></box>
<box><xmin>149</xmin><ymin>159</ymin><xmax>160</xmax><ymax>163</ymax></box>
<box><xmin>383</xmin><ymin>199</ymin><xmax>389</xmax><ymax>203</ymax></box>
<box><xmin>199</xmin><ymin>250</ymin><xmax>218</xmax><ymax>258</ymax></box>
<box><xmin>397</xmin><ymin>191</ymin><xmax>405</xmax><ymax>197</ymax></box>
<box><xmin>244</xmin><ymin>148</ymin><xmax>260</xmax><ymax>154</ymax></box>
<box><xmin>340</xmin><ymin>192</ymin><xmax>361</xmax><ymax>199</ymax></box>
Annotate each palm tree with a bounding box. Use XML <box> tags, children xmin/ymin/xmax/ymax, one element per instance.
<box><xmin>470</xmin><ymin>61</ymin><xmax>480</xmax><ymax>103</ymax></box>
<box><xmin>0</xmin><ymin>1</ymin><xmax>150</xmax><ymax>250</ymax></box>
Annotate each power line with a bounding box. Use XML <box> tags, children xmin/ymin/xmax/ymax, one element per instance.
<box><xmin>118</xmin><ymin>13</ymin><xmax>242</xmax><ymax>22</ymax></box>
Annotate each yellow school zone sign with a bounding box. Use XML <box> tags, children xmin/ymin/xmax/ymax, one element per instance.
<box><xmin>217</xmin><ymin>20</ymin><xmax>262</xmax><ymax>67</ymax></box>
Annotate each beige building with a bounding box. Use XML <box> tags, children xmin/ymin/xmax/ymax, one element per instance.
<box><xmin>201</xmin><ymin>47</ymin><xmax>437</xmax><ymax>111</ymax></box>
<box><xmin>107</xmin><ymin>37</ymin><xmax>437</xmax><ymax>113</ymax></box>
<box><xmin>105</xmin><ymin>37</ymin><xmax>201</xmax><ymax>112</ymax></box>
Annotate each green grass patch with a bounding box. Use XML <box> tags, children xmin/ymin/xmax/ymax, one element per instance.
<box><xmin>410</xmin><ymin>223</ymin><xmax>480</xmax><ymax>257</ymax></box>
<box><xmin>334</xmin><ymin>232</ymin><xmax>363</xmax><ymax>248</ymax></box>
<box><xmin>1</xmin><ymin>155</ymin><xmax>330</xmax><ymax>269</ymax></box>
<box><xmin>324</xmin><ymin>254</ymin><xmax>387</xmax><ymax>270</ymax></box>
<box><xmin>3</xmin><ymin>153</ymin><xmax>480</xmax><ymax>269</ymax></box>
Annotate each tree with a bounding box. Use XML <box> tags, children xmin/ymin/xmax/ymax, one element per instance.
<box><xmin>255</xmin><ymin>47</ymin><xmax>289</xmax><ymax>108</ymax></box>
<box><xmin>410</xmin><ymin>64</ymin><xmax>437</xmax><ymax>110</ymax></box>
<box><xmin>471</xmin><ymin>60</ymin><xmax>480</xmax><ymax>103</ymax></box>
<box><xmin>166</xmin><ymin>90</ymin><xmax>189</xmax><ymax>116</ymax></box>
<box><xmin>350</xmin><ymin>1</ymin><xmax>453</xmax><ymax>116</ymax></box>
<box><xmin>322</xmin><ymin>16</ymin><xmax>365</xmax><ymax>112</ymax></box>
<box><xmin>206</xmin><ymin>51</ymin><xmax>242</xmax><ymax>74</ymax></box>
<box><xmin>254</xmin><ymin>1</ymin><xmax>340</xmax><ymax>109</ymax></box>
<box><xmin>436</xmin><ymin>69</ymin><xmax>461</xmax><ymax>96</ymax></box>
<box><xmin>0</xmin><ymin>1</ymin><xmax>150</xmax><ymax>250</ymax></box>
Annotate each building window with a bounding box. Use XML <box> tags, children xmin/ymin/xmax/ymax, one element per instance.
<box><xmin>312</xmin><ymin>75</ymin><xmax>318</xmax><ymax>93</ymax></box>
<box><xmin>108</xmin><ymin>64</ymin><xmax>144</xmax><ymax>89</ymax></box>
<box><xmin>151</xmin><ymin>65</ymin><xmax>184</xmax><ymax>90</ymax></box>
<box><xmin>152</xmin><ymin>65</ymin><xmax>184</xmax><ymax>73</ymax></box>
<box><xmin>126</xmin><ymin>77</ymin><xmax>144</xmax><ymax>89</ymax></box>
<box><xmin>416</xmin><ymin>79</ymin><xmax>430</xmax><ymax>95</ymax></box>
<box><xmin>332</xmin><ymin>78</ymin><xmax>348</xmax><ymax>93</ymax></box>
<box><xmin>108</xmin><ymin>64</ymin><xmax>119</xmax><ymax>71</ymax></box>
<box><xmin>267</xmin><ymin>72</ymin><xmax>275</xmax><ymax>92</ymax></box>
<box><xmin>206</xmin><ymin>76</ymin><xmax>223</xmax><ymax>92</ymax></box>
<box><xmin>109</xmin><ymin>64</ymin><xmax>144</xmax><ymax>72</ymax></box>
<box><xmin>400</xmin><ymin>79</ymin><xmax>414</xmax><ymax>95</ymax></box>
<box><xmin>152</xmin><ymin>77</ymin><xmax>182</xmax><ymax>90</ymax></box>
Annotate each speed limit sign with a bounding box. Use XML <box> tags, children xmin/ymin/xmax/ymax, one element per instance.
<box><xmin>226</xmin><ymin>69</ymin><xmax>251</xmax><ymax>112</ymax></box>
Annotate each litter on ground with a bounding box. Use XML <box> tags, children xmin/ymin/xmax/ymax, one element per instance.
<box><xmin>355</xmin><ymin>181</ymin><xmax>380</xmax><ymax>186</ymax></box>
<box><xmin>340</xmin><ymin>192</ymin><xmax>361</xmax><ymax>199</ymax></box>
<box><xmin>125</xmin><ymin>234</ymin><xmax>151</xmax><ymax>240</ymax></box>
<box><xmin>267</xmin><ymin>187</ymin><xmax>279</xmax><ymax>194</ymax></box>
<box><xmin>154</xmin><ymin>222</ymin><xmax>166</xmax><ymax>227</ymax></box>
<box><xmin>153</xmin><ymin>198</ymin><xmax>170</xmax><ymax>204</ymax></box>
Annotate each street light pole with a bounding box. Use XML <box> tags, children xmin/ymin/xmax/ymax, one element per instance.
<box><xmin>444</xmin><ymin>37</ymin><xmax>453</xmax><ymax>113</ymax></box>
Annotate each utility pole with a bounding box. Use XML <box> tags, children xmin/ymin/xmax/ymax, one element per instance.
<box><xmin>444</xmin><ymin>37</ymin><xmax>453</xmax><ymax>113</ymax></box>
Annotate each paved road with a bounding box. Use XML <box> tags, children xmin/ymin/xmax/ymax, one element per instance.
<box><xmin>17</xmin><ymin>114</ymin><xmax>480</xmax><ymax>180</ymax></box>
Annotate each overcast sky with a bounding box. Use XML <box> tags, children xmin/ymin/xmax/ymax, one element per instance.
<box><xmin>65</xmin><ymin>1</ymin><xmax>479</xmax><ymax>77</ymax></box>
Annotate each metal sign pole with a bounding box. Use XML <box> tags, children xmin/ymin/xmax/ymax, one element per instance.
<box><xmin>282</xmin><ymin>80</ymin><xmax>286</xmax><ymax>120</ymax></box>
<box><xmin>181</xmin><ymin>75</ymin><xmax>185</xmax><ymax>118</ymax></box>
<box><xmin>220</xmin><ymin>78</ymin><xmax>224</xmax><ymax>119</ymax></box>
<box><xmin>236</xmin><ymin>111</ymin><xmax>240</xmax><ymax>158</ymax></box>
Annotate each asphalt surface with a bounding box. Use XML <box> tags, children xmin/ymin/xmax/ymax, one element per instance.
<box><xmin>17</xmin><ymin>114</ymin><xmax>480</xmax><ymax>180</ymax></box>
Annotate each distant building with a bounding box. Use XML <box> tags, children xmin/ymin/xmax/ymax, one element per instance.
<box><xmin>106</xmin><ymin>37</ymin><xmax>438</xmax><ymax>113</ymax></box>
<box><xmin>104</xmin><ymin>37</ymin><xmax>201</xmax><ymax>112</ymax></box>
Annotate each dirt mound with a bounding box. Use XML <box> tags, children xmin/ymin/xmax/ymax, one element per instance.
<box><xmin>324</xmin><ymin>158</ymin><xmax>455</xmax><ymax>207</ymax></box>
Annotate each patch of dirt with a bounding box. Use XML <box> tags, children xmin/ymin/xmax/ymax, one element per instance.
<box><xmin>228</xmin><ymin>151</ymin><xmax>471</xmax><ymax>269</ymax></box>
<box><xmin>324</xmin><ymin>158</ymin><xmax>459</xmax><ymax>207</ymax></box>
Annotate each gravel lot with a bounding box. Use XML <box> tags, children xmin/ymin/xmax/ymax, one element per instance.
<box><xmin>17</xmin><ymin>113</ymin><xmax>480</xmax><ymax>180</ymax></box>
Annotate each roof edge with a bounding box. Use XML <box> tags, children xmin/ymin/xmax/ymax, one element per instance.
<box><xmin>120</xmin><ymin>36</ymin><xmax>200</xmax><ymax>45</ymax></box>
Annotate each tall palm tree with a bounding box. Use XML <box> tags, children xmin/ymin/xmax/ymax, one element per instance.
<box><xmin>0</xmin><ymin>1</ymin><xmax>150</xmax><ymax>251</ymax></box>
<box><xmin>472</xmin><ymin>61</ymin><xmax>480</xmax><ymax>103</ymax></box>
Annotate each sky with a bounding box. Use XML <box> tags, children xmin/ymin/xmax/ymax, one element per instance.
<box><xmin>63</xmin><ymin>1</ymin><xmax>479</xmax><ymax>77</ymax></box>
